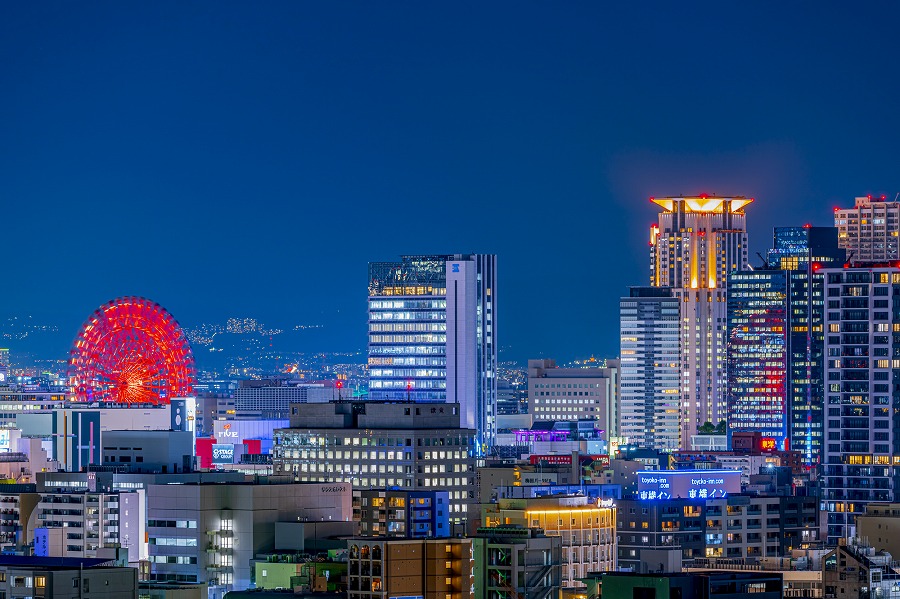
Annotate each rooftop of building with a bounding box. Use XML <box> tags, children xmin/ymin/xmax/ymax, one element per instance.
<box><xmin>650</xmin><ymin>195</ymin><xmax>753</xmax><ymax>214</ymax></box>
<box><xmin>0</xmin><ymin>555</ymin><xmax>120</xmax><ymax>570</ymax></box>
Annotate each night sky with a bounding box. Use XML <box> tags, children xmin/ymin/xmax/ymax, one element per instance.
<box><xmin>3</xmin><ymin>2</ymin><xmax>900</xmax><ymax>362</ymax></box>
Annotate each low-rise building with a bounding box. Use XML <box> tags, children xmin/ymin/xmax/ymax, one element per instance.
<box><xmin>590</xmin><ymin>571</ymin><xmax>783</xmax><ymax>599</ymax></box>
<box><xmin>824</xmin><ymin>540</ymin><xmax>900</xmax><ymax>599</ymax></box>
<box><xmin>347</xmin><ymin>537</ymin><xmax>474</xmax><ymax>599</ymax></box>
<box><xmin>482</xmin><ymin>495</ymin><xmax>616</xmax><ymax>590</ymax></box>
<box><xmin>146</xmin><ymin>479</ymin><xmax>351</xmax><ymax>596</ymax></box>
<box><xmin>473</xmin><ymin>526</ymin><xmax>561</xmax><ymax>599</ymax></box>
<box><xmin>0</xmin><ymin>555</ymin><xmax>138</xmax><ymax>599</ymax></box>
<box><xmin>616</xmin><ymin>493</ymin><xmax>819</xmax><ymax>569</ymax></box>
<box><xmin>354</xmin><ymin>489</ymin><xmax>451</xmax><ymax>538</ymax></box>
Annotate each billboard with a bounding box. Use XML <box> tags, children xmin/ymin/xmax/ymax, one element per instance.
<box><xmin>211</xmin><ymin>444</ymin><xmax>236</xmax><ymax>464</ymax></box>
<box><xmin>636</xmin><ymin>469</ymin><xmax>741</xmax><ymax>501</ymax></box>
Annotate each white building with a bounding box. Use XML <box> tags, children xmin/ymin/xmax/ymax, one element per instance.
<box><xmin>28</xmin><ymin>490</ymin><xmax>144</xmax><ymax>561</ymax></box>
<box><xmin>146</xmin><ymin>480</ymin><xmax>352</xmax><ymax>594</ymax></box>
<box><xmin>619</xmin><ymin>287</ymin><xmax>681</xmax><ymax>451</ymax></box>
<box><xmin>834</xmin><ymin>195</ymin><xmax>900</xmax><ymax>261</ymax></box>
<box><xmin>650</xmin><ymin>196</ymin><xmax>751</xmax><ymax>449</ymax></box>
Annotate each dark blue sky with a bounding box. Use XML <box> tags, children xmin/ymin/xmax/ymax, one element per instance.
<box><xmin>3</xmin><ymin>2</ymin><xmax>900</xmax><ymax>362</ymax></box>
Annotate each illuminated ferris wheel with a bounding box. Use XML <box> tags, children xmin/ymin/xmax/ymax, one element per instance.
<box><xmin>68</xmin><ymin>297</ymin><xmax>196</xmax><ymax>405</ymax></box>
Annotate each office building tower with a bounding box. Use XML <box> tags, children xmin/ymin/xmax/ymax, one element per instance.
<box><xmin>649</xmin><ymin>196</ymin><xmax>752</xmax><ymax>449</ymax></box>
<box><xmin>834</xmin><ymin>195</ymin><xmax>900</xmax><ymax>261</ymax></box>
<box><xmin>619</xmin><ymin>287</ymin><xmax>681</xmax><ymax>452</ymax></box>
<box><xmin>527</xmin><ymin>359</ymin><xmax>619</xmax><ymax>434</ymax></box>
<box><xmin>822</xmin><ymin>265</ymin><xmax>900</xmax><ymax>544</ymax></box>
<box><xmin>272</xmin><ymin>401</ymin><xmax>476</xmax><ymax>521</ymax></box>
<box><xmin>727</xmin><ymin>226</ymin><xmax>845</xmax><ymax>463</ymax></box>
<box><xmin>368</xmin><ymin>254</ymin><xmax>497</xmax><ymax>452</ymax></box>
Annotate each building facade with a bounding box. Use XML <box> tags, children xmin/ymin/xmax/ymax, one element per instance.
<box><xmin>834</xmin><ymin>195</ymin><xmax>900</xmax><ymax>261</ymax></box>
<box><xmin>616</xmin><ymin>493</ymin><xmax>819</xmax><ymax>569</ymax></box>
<box><xmin>367</xmin><ymin>254</ymin><xmax>497</xmax><ymax>452</ymax></box>
<box><xmin>822</xmin><ymin>265</ymin><xmax>900</xmax><ymax>544</ymax></box>
<box><xmin>146</xmin><ymin>480</ymin><xmax>351</xmax><ymax>594</ymax></box>
<box><xmin>649</xmin><ymin>196</ymin><xmax>751</xmax><ymax>449</ymax></box>
<box><xmin>482</xmin><ymin>495</ymin><xmax>616</xmax><ymax>590</ymax></box>
<box><xmin>727</xmin><ymin>226</ymin><xmax>844</xmax><ymax>464</ymax></box>
<box><xmin>619</xmin><ymin>287</ymin><xmax>681</xmax><ymax>451</ymax></box>
<box><xmin>273</xmin><ymin>402</ymin><xmax>476</xmax><ymax>521</ymax></box>
<box><xmin>353</xmin><ymin>489</ymin><xmax>451</xmax><ymax>538</ymax></box>
<box><xmin>347</xmin><ymin>537</ymin><xmax>474</xmax><ymax>599</ymax></box>
<box><xmin>527</xmin><ymin>359</ymin><xmax>619</xmax><ymax>434</ymax></box>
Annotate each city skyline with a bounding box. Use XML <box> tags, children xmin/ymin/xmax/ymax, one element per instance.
<box><xmin>3</xmin><ymin>4</ymin><xmax>900</xmax><ymax>362</ymax></box>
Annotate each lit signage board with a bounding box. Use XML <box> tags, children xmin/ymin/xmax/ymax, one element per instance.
<box><xmin>211</xmin><ymin>444</ymin><xmax>236</xmax><ymax>464</ymax></box>
<box><xmin>636</xmin><ymin>470</ymin><xmax>741</xmax><ymax>501</ymax></box>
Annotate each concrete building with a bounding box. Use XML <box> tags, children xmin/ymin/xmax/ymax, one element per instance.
<box><xmin>821</xmin><ymin>265</ymin><xmax>900</xmax><ymax>544</ymax></box>
<box><xmin>527</xmin><ymin>359</ymin><xmax>619</xmax><ymax>436</ymax></box>
<box><xmin>616</xmin><ymin>493</ymin><xmax>819</xmax><ymax>569</ymax></box>
<box><xmin>145</xmin><ymin>479</ymin><xmax>351</xmax><ymax>595</ymax></box>
<box><xmin>650</xmin><ymin>196</ymin><xmax>752</xmax><ymax>449</ymax></box>
<box><xmin>823</xmin><ymin>540</ymin><xmax>900</xmax><ymax>599</ymax></box>
<box><xmin>482</xmin><ymin>495</ymin><xmax>616</xmax><ymax>590</ymax></box>
<box><xmin>367</xmin><ymin>254</ymin><xmax>498</xmax><ymax>452</ymax></box>
<box><xmin>354</xmin><ymin>489</ymin><xmax>451</xmax><ymax>538</ymax></box>
<box><xmin>855</xmin><ymin>503</ymin><xmax>900</xmax><ymax>558</ymax></box>
<box><xmin>595</xmin><ymin>571</ymin><xmax>783</xmax><ymax>599</ymax></box>
<box><xmin>233</xmin><ymin>379</ymin><xmax>339</xmax><ymax>419</ymax></box>
<box><xmin>619</xmin><ymin>286</ymin><xmax>681</xmax><ymax>451</ymax></box>
<box><xmin>272</xmin><ymin>401</ymin><xmax>476</xmax><ymax>521</ymax></box>
<box><xmin>0</xmin><ymin>555</ymin><xmax>138</xmax><ymax>599</ymax></box>
<box><xmin>29</xmin><ymin>490</ymin><xmax>144</xmax><ymax>561</ymax></box>
<box><xmin>473</xmin><ymin>526</ymin><xmax>560</xmax><ymax>599</ymax></box>
<box><xmin>101</xmin><ymin>430</ymin><xmax>194</xmax><ymax>473</ymax></box>
<box><xmin>347</xmin><ymin>537</ymin><xmax>474</xmax><ymax>599</ymax></box>
<box><xmin>834</xmin><ymin>195</ymin><xmax>900</xmax><ymax>261</ymax></box>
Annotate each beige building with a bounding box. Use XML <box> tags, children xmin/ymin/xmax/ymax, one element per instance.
<box><xmin>856</xmin><ymin>502</ymin><xmax>900</xmax><ymax>557</ymax></box>
<box><xmin>527</xmin><ymin>359</ymin><xmax>619</xmax><ymax>433</ymax></box>
<box><xmin>347</xmin><ymin>537</ymin><xmax>474</xmax><ymax>599</ymax></box>
<box><xmin>834</xmin><ymin>195</ymin><xmax>900</xmax><ymax>261</ymax></box>
<box><xmin>482</xmin><ymin>495</ymin><xmax>616</xmax><ymax>589</ymax></box>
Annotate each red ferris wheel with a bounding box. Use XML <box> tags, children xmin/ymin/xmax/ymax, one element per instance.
<box><xmin>68</xmin><ymin>297</ymin><xmax>196</xmax><ymax>405</ymax></box>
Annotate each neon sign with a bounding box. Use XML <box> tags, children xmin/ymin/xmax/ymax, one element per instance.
<box><xmin>636</xmin><ymin>470</ymin><xmax>741</xmax><ymax>501</ymax></box>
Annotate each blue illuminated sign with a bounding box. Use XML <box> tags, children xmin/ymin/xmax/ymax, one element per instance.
<box><xmin>636</xmin><ymin>470</ymin><xmax>741</xmax><ymax>501</ymax></box>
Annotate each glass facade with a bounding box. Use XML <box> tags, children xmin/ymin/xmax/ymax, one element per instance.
<box><xmin>726</xmin><ymin>271</ymin><xmax>788</xmax><ymax>446</ymax></box>
<box><xmin>368</xmin><ymin>256</ymin><xmax>451</xmax><ymax>402</ymax></box>
<box><xmin>726</xmin><ymin>227</ymin><xmax>844</xmax><ymax>465</ymax></box>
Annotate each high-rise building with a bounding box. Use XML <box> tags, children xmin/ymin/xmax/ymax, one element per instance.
<box><xmin>619</xmin><ymin>287</ymin><xmax>681</xmax><ymax>452</ymax></box>
<box><xmin>821</xmin><ymin>265</ymin><xmax>900</xmax><ymax>544</ymax></box>
<box><xmin>649</xmin><ymin>196</ymin><xmax>752</xmax><ymax>449</ymax></box>
<box><xmin>834</xmin><ymin>195</ymin><xmax>900</xmax><ymax>261</ymax></box>
<box><xmin>367</xmin><ymin>254</ymin><xmax>497</xmax><ymax>452</ymax></box>
<box><xmin>726</xmin><ymin>226</ymin><xmax>845</xmax><ymax>463</ymax></box>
